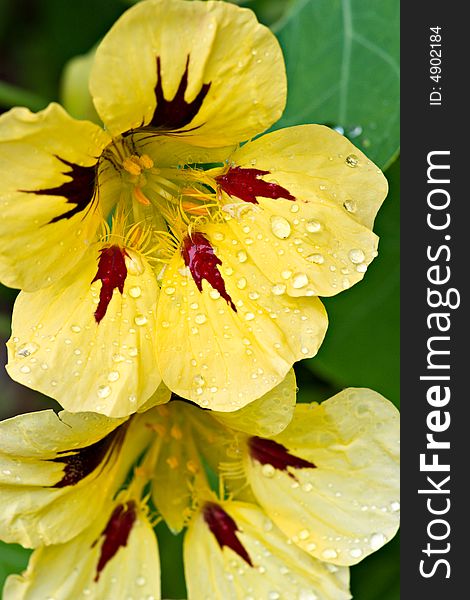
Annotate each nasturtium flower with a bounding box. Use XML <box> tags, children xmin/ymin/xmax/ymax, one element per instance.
<box><xmin>0</xmin><ymin>384</ymin><xmax>399</xmax><ymax>599</ymax></box>
<box><xmin>0</xmin><ymin>0</ymin><xmax>388</xmax><ymax>417</ymax></box>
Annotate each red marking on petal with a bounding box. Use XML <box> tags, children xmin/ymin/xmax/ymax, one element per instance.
<box><xmin>22</xmin><ymin>156</ymin><xmax>97</xmax><ymax>223</ymax></box>
<box><xmin>50</xmin><ymin>426</ymin><xmax>125</xmax><ymax>488</ymax></box>
<box><xmin>93</xmin><ymin>501</ymin><xmax>137</xmax><ymax>582</ymax></box>
<box><xmin>216</xmin><ymin>166</ymin><xmax>295</xmax><ymax>204</ymax></box>
<box><xmin>249</xmin><ymin>436</ymin><xmax>316</xmax><ymax>478</ymax></box>
<box><xmin>182</xmin><ymin>233</ymin><xmax>236</xmax><ymax>312</ymax></box>
<box><xmin>203</xmin><ymin>502</ymin><xmax>253</xmax><ymax>567</ymax></box>
<box><xmin>92</xmin><ymin>246</ymin><xmax>128</xmax><ymax>324</ymax></box>
<box><xmin>150</xmin><ymin>55</ymin><xmax>211</xmax><ymax>131</ymax></box>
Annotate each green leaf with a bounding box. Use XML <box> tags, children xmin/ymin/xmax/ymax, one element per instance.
<box><xmin>307</xmin><ymin>158</ymin><xmax>400</xmax><ymax>406</ymax></box>
<box><xmin>274</xmin><ymin>0</ymin><xmax>399</xmax><ymax>169</ymax></box>
<box><xmin>0</xmin><ymin>542</ymin><xmax>31</xmax><ymax>590</ymax></box>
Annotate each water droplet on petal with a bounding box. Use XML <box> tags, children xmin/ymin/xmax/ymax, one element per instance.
<box><xmin>271</xmin><ymin>283</ymin><xmax>286</xmax><ymax>296</ymax></box>
<box><xmin>343</xmin><ymin>200</ymin><xmax>357</xmax><ymax>213</ymax></box>
<box><xmin>356</xmin><ymin>263</ymin><xmax>368</xmax><ymax>273</ymax></box>
<box><xmin>237</xmin><ymin>277</ymin><xmax>247</xmax><ymax>290</ymax></box>
<box><xmin>237</xmin><ymin>250</ymin><xmax>248</xmax><ymax>263</ymax></box>
<box><xmin>348</xmin><ymin>249</ymin><xmax>365</xmax><ymax>264</ymax></box>
<box><xmin>129</xmin><ymin>286</ymin><xmax>142</xmax><ymax>298</ymax></box>
<box><xmin>270</xmin><ymin>215</ymin><xmax>291</xmax><ymax>239</ymax></box>
<box><xmin>345</xmin><ymin>154</ymin><xmax>359</xmax><ymax>167</ymax></box>
<box><xmin>291</xmin><ymin>272</ymin><xmax>309</xmax><ymax>288</ymax></box>
<box><xmin>134</xmin><ymin>315</ymin><xmax>148</xmax><ymax>326</ymax></box>
<box><xmin>16</xmin><ymin>342</ymin><xmax>39</xmax><ymax>358</ymax></box>
<box><xmin>108</xmin><ymin>371</ymin><xmax>120</xmax><ymax>382</ymax></box>
<box><xmin>350</xmin><ymin>548</ymin><xmax>363</xmax><ymax>558</ymax></box>
<box><xmin>261</xmin><ymin>464</ymin><xmax>276</xmax><ymax>478</ymax></box>
<box><xmin>306</xmin><ymin>219</ymin><xmax>321</xmax><ymax>233</ymax></box>
<box><xmin>322</xmin><ymin>548</ymin><xmax>338</xmax><ymax>560</ymax></box>
<box><xmin>370</xmin><ymin>532</ymin><xmax>386</xmax><ymax>550</ymax></box>
<box><xmin>97</xmin><ymin>385</ymin><xmax>111</xmax><ymax>399</ymax></box>
<box><xmin>195</xmin><ymin>314</ymin><xmax>207</xmax><ymax>325</ymax></box>
<box><xmin>305</xmin><ymin>253</ymin><xmax>324</xmax><ymax>264</ymax></box>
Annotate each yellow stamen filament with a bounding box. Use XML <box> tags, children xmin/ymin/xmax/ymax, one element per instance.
<box><xmin>134</xmin><ymin>186</ymin><xmax>151</xmax><ymax>206</ymax></box>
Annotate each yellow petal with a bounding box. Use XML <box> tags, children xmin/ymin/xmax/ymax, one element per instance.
<box><xmin>146</xmin><ymin>405</ymin><xmax>207</xmax><ymax>533</ymax></box>
<box><xmin>245</xmin><ymin>388</ymin><xmax>400</xmax><ymax>565</ymax></box>
<box><xmin>7</xmin><ymin>246</ymin><xmax>161</xmax><ymax>417</ymax></box>
<box><xmin>0</xmin><ymin>410</ymin><xmax>126</xmax><ymax>547</ymax></box>
<box><xmin>184</xmin><ymin>500</ymin><xmax>351</xmax><ymax>600</ymax></box>
<box><xmin>224</xmin><ymin>196</ymin><xmax>379</xmax><ymax>298</ymax></box>
<box><xmin>212</xmin><ymin>368</ymin><xmax>297</xmax><ymax>437</ymax></box>
<box><xmin>3</xmin><ymin>500</ymin><xmax>160</xmax><ymax>600</ymax></box>
<box><xmin>156</xmin><ymin>231</ymin><xmax>327</xmax><ymax>411</ymax></box>
<box><xmin>90</xmin><ymin>0</ymin><xmax>286</xmax><ymax>145</ymax></box>
<box><xmin>140</xmin><ymin>133</ymin><xmax>235</xmax><ymax>169</ymax></box>
<box><xmin>229</xmin><ymin>124</ymin><xmax>388</xmax><ymax>229</ymax></box>
<box><xmin>0</xmin><ymin>103</ymin><xmax>111</xmax><ymax>292</ymax></box>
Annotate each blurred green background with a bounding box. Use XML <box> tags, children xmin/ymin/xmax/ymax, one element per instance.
<box><xmin>0</xmin><ymin>0</ymin><xmax>399</xmax><ymax>598</ymax></box>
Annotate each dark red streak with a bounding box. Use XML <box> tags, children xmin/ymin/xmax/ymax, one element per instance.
<box><xmin>216</xmin><ymin>166</ymin><xmax>295</xmax><ymax>205</ymax></box>
<box><xmin>92</xmin><ymin>246</ymin><xmax>128</xmax><ymax>324</ymax></box>
<box><xmin>203</xmin><ymin>502</ymin><xmax>253</xmax><ymax>567</ymax></box>
<box><xmin>150</xmin><ymin>55</ymin><xmax>211</xmax><ymax>131</ymax></box>
<box><xmin>22</xmin><ymin>156</ymin><xmax>97</xmax><ymax>223</ymax></box>
<box><xmin>182</xmin><ymin>233</ymin><xmax>236</xmax><ymax>312</ymax></box>
<box><xmin>93</xmin><ymin>502</ymin><xmax>137</xmax><ymax>582</ymax></box>
<box><xmin>249</xmin><ymin>436</ymin><xmax>316</xmax><ymax>479</ymax></box>
<box><xmin>50</xmin><ymin>427</ymin><xmax>123</xmax><ymax>488</ymax></box>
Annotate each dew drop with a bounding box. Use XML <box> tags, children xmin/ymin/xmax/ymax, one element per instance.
<box><xmin>370</xmin><ymin>532</ymin><xmax>386</xmax><ymax>550</ymax></box>
<box><xmin>343</xmin><ymin>200</ymin><xmax>357</xmax><ymax>213</ymax></box>
<box><xmin>348</xmin><ymin>249</ymin><xmax>365</xmax><ymax>264</ymax></box>
<box><xmin>350</xmin><ymin>548</ymin><xmax>363</xmax><ymax>558</ymax></box>
<box><xmin>322</xmin><ymin>548</ymin><xmax>338</xmax><ymax>560</ymax></box>
<box><xmin>237</xmin><ymin>250</ymin><xmax>248</xmax><ymax>263</ymax></box>
<box><xmin>356</xmin><ymin>263</ymin><xmax>368</xmax><ymax>273</ymax></box>
<box><xmin>270</xmin><ymin>215</ymin><xmax>292</xmax><ymax>239</ymax></box>
<box><xmin>195</xmin><ymin>314</ymin><xmax>207</xmax><ymax>325</ymax></box>
<box><xmin>20</xmin><ymin>365</ymin><xmax>31</xmax><ymax>374</ymax></box>
<box><xmin>129</xmin><ymin>286</ymin><xmax>142</xmax><ymax>298</ymax></box>
<box><xmin>299</xmin><ymin>529</ymin><xmax>310</xmax><ymax>540</ymax></box>
<box><xmin>97</xmin><ymin>385</ymin><xmax>111</xmax><ymax>399</ymax></box>
<box><xmin>237</xmin><ymin>277</ymin><xmax>247</xmax><ymax>290</ymax></box>
<box><xmin>134</xmin><ymin>315</ymin><xmax>148</xmax><ymax>326</ymax></box>
<box><xmin>209</xmin><ymin>289</ymin><xmax>221</xmax><ymax>300</ymax></box>
<box><xmin>271</xmin><ymin>283</ymin><xmax>286</xmax><ymax>296</ymax></box>
<box><xmin>261</xmin><ymin>464</ymin><xmax>276</xmax><ymax>478</ymax></box>
<box><xmin>108</xmin><ymin>371</ymin><xmax>120</xmax><ymax>382</ymax></box>
<box><xmin>135</xmin><ymin>576</ymin><xmax>146</xmax><ymax>587</ymax></box>
<box><xmin>291</xmin><ymin>273</ymin><xmax>309</xmax><ymax>289</ymax></box>
<box><xmin>390</xmin><ymin>501</ymin><xmax>400</xmax><ymax>512</ymax></box>
<box><xmin>164</xmin><ymin>286</ymin><xmax>176</xmax><ymax>295</ymax></box>
<box><xmin>281</xmin><ymin>270</ymin><xmax>292</xmax><ymax>280</ymax></box>
<box><xmin>71</xmin><ymin>325</ymin><xmax>81</xmax><ymax>333</ymax></box>
<box><xmin>305</xmin><ymin>253</ymin><xmax>324</xmax><ymax>264</ymax></box>
<box><xmin>268</xmin><ymin>593</ymin><xmax>280</xmax><ymax>600</ymax></box>
<box><xmin>306</xmin><ymin>219</ymin><xmax>321</xmax><ymax>233</ymax></box>
<box><xmin>244</xmin><ymin>312</ymin><xmax>255</xmax><ymax>321</ymax></box>
<box><xmin>345</xmin><ymin>154</ymin><xmax>359</xmax><ymax>167</ymax></box>
<box><xmin>16</xmin><ymin>342</ymin><xmax>39</xmax><ymax>358</ymax></box>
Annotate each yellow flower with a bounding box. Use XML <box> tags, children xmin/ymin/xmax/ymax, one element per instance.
<box><xmin>0</xmin><ymin>0</ymin><xmax>387</xmax><ymax>417</ymax></box>
<box><xmin>0</xmin><ymin>383</ymin><xmax>399</xmax><ymax>599</ymax></box>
